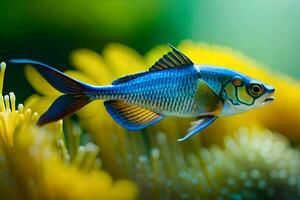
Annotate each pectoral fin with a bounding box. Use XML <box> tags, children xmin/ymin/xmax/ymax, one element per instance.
<box><xmin>177</xmin><ymin>116</ymin><xmax>217</xmax><ymax>142</ymax></box>
<box><xmin>194</xmin><ymin>79</ymin><xmax>223</xmax><ymax>114</ymax></box>
<box><xmin>104</xmin><ymin>100</ymin><xmax>164</xmax><ymax>131</ymax></box>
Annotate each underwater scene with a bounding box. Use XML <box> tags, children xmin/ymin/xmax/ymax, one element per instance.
<box><xmin>1</xmin><ymin>1</ymin><xmax>300</xmax><ymax>200</ymax></box>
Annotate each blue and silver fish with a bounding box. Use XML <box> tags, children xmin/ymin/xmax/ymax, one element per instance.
<box><xmin>10</xmin><ymin>45</ymin><xmax>275</xmax><ymax>141</ymax></box>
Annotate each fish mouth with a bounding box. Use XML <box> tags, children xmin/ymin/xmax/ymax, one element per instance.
<box><xmin>261</xmin><ymin>85</ymin><xmax>275</xmax><ymax>105</ymax></box>
<box><xmin>263</xmin><ymin>86</ymin><xmax>275</xmax><ymax>104</ymax></box>
<box><xmin>262</xmin><ymin>95</ymin><xmax>275</xmax><ymax>105</ymax></box>
<box><xmin>263</xmin><ymin>96</ymin><xmax>275</xmax><ymax>103</ymax></box>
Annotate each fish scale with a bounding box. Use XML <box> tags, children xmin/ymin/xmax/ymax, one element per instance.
<box><xmin>10</xmin><ymin>44</ymin><xmax>275</xmax><ymax>141</ymax></box>
<box><xmin>199</xmin><ymin>65</ymin><xmax>233</xmax><ymax>93</ymax></box>
<box><xmin>104</xmin><ymin>66</ymin><xmax>200</xmax><ymax>117</ymax></box>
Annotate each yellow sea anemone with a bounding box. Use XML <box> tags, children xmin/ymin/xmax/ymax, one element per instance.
<box><xmin>0</xmin><ymin>62</ymin><xmax>38</xmax><ymax>151</ymax></box>
<box><xmin>0</xmin><ymin>61</ymin><xmax>137</xmax><ymax>200</ymax></box>
<box><xmin>6</xmin><ymin>124</ymin><xmax>137</xmax><ymax>200</ymax></box>
<box><xmin>115</xmin><ymin>127</ymin><xmax>300</xmax><ymax>199</ymax></box>
<box><xmin>23</xmin><ymin>42</ymin><xmax>300</xmax><ymax>199</ymax></box>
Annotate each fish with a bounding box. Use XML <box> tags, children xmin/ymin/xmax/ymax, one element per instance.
<box><xmin>10</xmin><ymin>44</ymin><xmax>275</xmax><ymax>141</ymax></box>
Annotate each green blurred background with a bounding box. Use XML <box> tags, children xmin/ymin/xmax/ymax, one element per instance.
<box><xmin>1</xmin><ymin>0</ymin><xmax>300</xmax><ymax>101</ymax></box>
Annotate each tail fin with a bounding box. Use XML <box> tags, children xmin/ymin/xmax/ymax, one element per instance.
<box><xmin>10</xmin><ymin>59</ymin><xmax>93</xmax><ymax>125</ymax></box>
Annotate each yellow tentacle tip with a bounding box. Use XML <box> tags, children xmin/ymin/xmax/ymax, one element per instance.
<box><xmin>1</xmin><ymin>62</ymin><xmax>6</xmax><ymax>71</ymax></box>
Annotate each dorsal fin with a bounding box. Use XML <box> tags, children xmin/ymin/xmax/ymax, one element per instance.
<box><xmin>149</xmin><ymin>44</ymin><xmax>194</xmax><ymax>71</ymax></box>
<box><xmin>112</xmin><ymin>71</ymin><xmax>148</xmax><ymax>85</ymax></box>
<box><xmin>112</xmin><ymin>44</ymin><xmax>194</xmax><ymax>85</ymax></box>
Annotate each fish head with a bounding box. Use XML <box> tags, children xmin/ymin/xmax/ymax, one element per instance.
<box><xmin>221</xmin><ymin>73</ymin><xmax>275</xmax><ymax>115</ymax></box>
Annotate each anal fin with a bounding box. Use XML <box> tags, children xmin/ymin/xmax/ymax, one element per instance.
<box><xmin>104</xmin><ymin>100</ymin><xmax>164</xmax><ymax>131</ymax></box>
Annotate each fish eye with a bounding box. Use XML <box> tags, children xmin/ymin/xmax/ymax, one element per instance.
<box><xmin>248</xmin><ymin>83</ymin><xmax>264</xmax><ymax>97</ymax></box>
<box><xmin>231</xmin><ymin>76</ymin><xmax>243</xmax><ymax>87</ymax></box>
